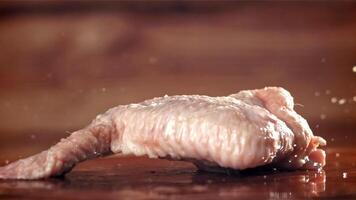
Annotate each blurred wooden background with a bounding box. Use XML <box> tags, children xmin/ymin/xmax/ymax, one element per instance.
<box><xmin>0</xmin><ymin>1</ymin><xmax>355</xmax><ymax>161</ymax></box>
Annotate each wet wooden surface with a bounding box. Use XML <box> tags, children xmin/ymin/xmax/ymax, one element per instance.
<box><xmin>0</xmin><ymin>147</ymin><xmax>355</xmax><ymax>200</ymax></box>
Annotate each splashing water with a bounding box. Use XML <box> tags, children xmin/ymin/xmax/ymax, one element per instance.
<box><xmin>320</xmin><ymin>114</ymin><xmax>327</xmax><ymax>120</ymax></box>
<box><xmin>331</xmin><ymin>97</ymin><xmax>338</xmax><ymax>103</ymax></box>
<box><xmin>342</xmin><ymin>172</ymin><xmax>348</xmax><ymax>179</ymax></box>
<box><xmin>338</xmin><ymin>99</ymin><xmax>346</xmax><ymax>105</ymax></box>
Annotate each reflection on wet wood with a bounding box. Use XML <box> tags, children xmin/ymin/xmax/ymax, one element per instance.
<box><xmin>0</xmin><ymin>148</ymin><xmax>355</xmax><ymax>200</ymax></box>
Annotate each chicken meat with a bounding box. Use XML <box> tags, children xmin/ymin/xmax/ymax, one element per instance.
<box><xmin>0</xmin><ymin>87</ymin><xmax>326</xmax><ymax>179</ymax></box>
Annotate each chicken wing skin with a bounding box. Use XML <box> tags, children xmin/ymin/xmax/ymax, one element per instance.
<box><xmin>0</xmin><ymin>87</ymin><xmax>326</xmax><ymax>179</ymax></box>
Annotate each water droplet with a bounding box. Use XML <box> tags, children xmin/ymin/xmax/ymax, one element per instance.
<box><xmin>4</xmin><ymin>160</ymin><xmax>9</xmax><ymax>164</ymax></box>
<box><xmin>331</xmin><ymin>97</ymin><xmax>338</xmax><ymax>103</ymax></box>
<box><xmin>46</xmin><ymin>73</ymin><xmax>53</xmax><ymax>79</ymax></box>
<box><xmin>263</xmin><ymin>175</ymin><xmax>267</xmax><ymax>179</ymax></box>
<box><xmin>314</xmin><ymin>91</ymin><xmax>320</xmax><ymax>97</ymax></box>
<box><xmin>331</xmin><ymin>138</ymin><xmax>335</xmax><ymax>142</ymax></box>
<box><xmin>317</xmin><ymin>168</ymin><xmax>323</xmax><ymax>173</ymax></box>
<box><xmin>95</xmin><ymin>114</ymin><xmax>102</xmax><ymax>120</ymax></box>
<box><xmin>325</xmin><ymin>90</ymin><xmax>331</xmax><ymax>95</ymax></box>
<box><xmin>320</xmin><ymin>114</ymin><xmax>327</xmax><ymax>120</ymax></box>
<box><xmin>149</xmin><ymin>57</ymin><xmax>158</xmax><ymax>64</ymax></box>
<box><xmin>335</xmin><ymin>153</ymin><xmax>340</xmax><ymax>157</ymax></box>
<box><xmin>304</xmin><ymin>176</ymin><xmax>310</xmax><ymax>183</ymax></box>
<box><xmin>342</xmin><ymin>172</ymin><xmax>348</xmax><ymax>179</ymax></box>
<box><xmin>30</xmin><ymin>134</ymin><xmax>36</xmax><ymax>139</ymax></box>
<box><xmin>23</xmin><ymin>105</ymin><xmax>29</xmax><ymax>111</ymax></box>
<box><xmin>293</xmin><ymin>144</ymin><xmax>297</xmax><ymax>147</ymax></box>
<box><xmin>353</xmin><ymin>96</ymin><xmax>356</xmax><ymax>102</ymax></box>
<box><xmin>338</xmin><ymin>98</ymin><xmax>346</xmax><ymax>105</ymax></box>
<box><xmin>192</xmin><ymin>185</ymin><xmax>207</xmax><ymax>192</ymax></box>
<box><xmin>352</xmin><ymin>66</ymin><xmax>356</xmax><ymax>73</ymax></box>
<box><xmin>295</xmin><ymin>103</ymin><xmax>304</xmax><ymax>107</ymax></box>
<box><xmin>101</xmin><ymin>88</ymin><xmax>107</xmax><ymax>92</ymax></box>
<box><xmin>294</xmin><ymin>154</ymin><xmax>298</xmax><ymax>158</ymax></box>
